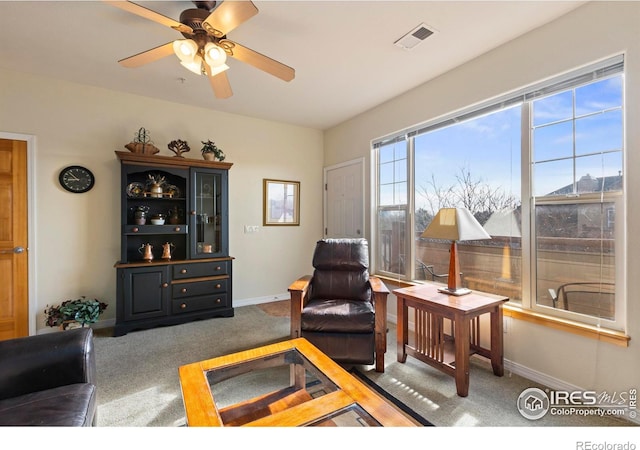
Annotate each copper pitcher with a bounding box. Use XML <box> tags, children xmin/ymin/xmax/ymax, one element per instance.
<box><xmin>161</xmin><ymin>242</ymin><xmax>175</xmax><ymax>261</ymax></box>
<box><xmin>138</xmin><ymin>243</ymin><xmax>154</xmax><ymax>262</ymax></box>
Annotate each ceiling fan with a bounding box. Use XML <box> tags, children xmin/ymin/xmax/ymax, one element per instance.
<box><xmin>104</xmin><ymin>0</ymin><xmax>295</xmax><ymax>99</ymax></box>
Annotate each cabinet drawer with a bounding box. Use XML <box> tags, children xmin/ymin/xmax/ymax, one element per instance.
<box><xmin>172</xmin><ymin>294</ymin><xmax>228</xmax><ymax>314</ymax></box>
<box><xmin>172</xmin><ymin>279</ymin><xmax>227</xmax><ymax>298</ymax></box>
<box><xmin>172</xmin><ymin>261</ymin><xmax>229</xmax><ymax>279</ymax></box>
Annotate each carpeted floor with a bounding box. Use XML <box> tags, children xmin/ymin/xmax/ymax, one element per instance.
<box><xmin>92</xmin><ymin>301</ymin><xmax>635</xmax><ymax>428</ymax></box>
<box><xmin>255</xmin><ymin>299</ymin><xmax>290</xmax><ymax>317</ymax></box>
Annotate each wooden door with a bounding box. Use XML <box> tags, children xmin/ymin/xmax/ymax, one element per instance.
<box><xmin>0</xmin><ymin>138</ymin><xmax>29</xmax><ymax>340</ymax></box>
<box><xmin>324</xmin><ymin>159</ymin><xmax>364</xmax><ymax>238</ymax></box>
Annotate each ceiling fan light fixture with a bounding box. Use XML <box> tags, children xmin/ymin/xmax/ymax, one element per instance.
<box><xmin>180</xmin><ymin>55</ymin><xmax>205</xmax><ymax>75</ymax></box>
<box><xmin>173</xmin><ymin>39</ymin><xmax>198</xmax><ymax>62</ymax></box>
<box><xmin>203</xmin><ymin>42</ymin><xmax>227</xmax><ymax>67</ymax></box>
<box><xmin>209</xmin><ymin>63</ymin><xmax>230</xmax><ymax>77</ymax></box>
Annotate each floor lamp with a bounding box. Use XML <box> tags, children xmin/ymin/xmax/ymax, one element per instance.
<box><xmin>421</xmin><ymin>207</ymin><xmax>491</xmax><ymax>296</ymax></box>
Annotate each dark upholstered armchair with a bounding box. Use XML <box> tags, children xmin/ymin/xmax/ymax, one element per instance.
<box><xmin>0</xmin><ymin>328</ymin><xmax>97</xmax><ymax>426</ymax></box>
<box><xmin>289</xmin><ymin>238</ymin><xmax>389</xmax><ymax>372</ymax></box>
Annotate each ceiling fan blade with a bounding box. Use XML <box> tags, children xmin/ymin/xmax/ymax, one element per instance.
<box><xmin>202</xmin><ymin>0</ymin><xmax>258</xmax><ymax>37</ymax></box>
<box><xmin>118</xmin><ymin>42</ymin><xmax>175</xmax><ymax>68</ymax></box>
<box><xmin>103</xmin><ymin>0</ymin><xmax>193</xmax><ymax>34</ymax></box>
<box><xmin>205</xmin><ymin>64</ymin><xmax>233</xmax><ymax>99</ymax></box>
<box><xmin>226</xmin><ymin>41</ymin><xmax>295</xmax><ymax>82</ymax></box>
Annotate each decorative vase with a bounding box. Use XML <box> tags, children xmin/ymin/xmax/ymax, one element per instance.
<box><xmin>149</xmin><ymin>182</ymin><xmax>163</xmax><ymax>198</ymax></box>
<box><xmin>202</xmin><ymin>153</ymin><xmax>215</xmax><ymax>161</ymax></box>
<box><xmin>168</xmin><ymin>207</ymin><xmax>181</xmax><ymax>225</ymax></box>
<box><xmin>134</xmin><ymin>206</ymin><xmax>149</xmax><ymax>225</ymax></box>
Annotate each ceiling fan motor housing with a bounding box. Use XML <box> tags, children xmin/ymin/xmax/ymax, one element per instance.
<box><xmin>193</xmin><ymin>1</ymin><xmax>217</xmax><ymax>11</ymax></box>
<box><xmin>179</xmin><ymin>8</ymin><xmax>210</xmax><ymax>38</ymax></box>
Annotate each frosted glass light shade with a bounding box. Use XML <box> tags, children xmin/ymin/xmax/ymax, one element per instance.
<box><xmin>180</xmin><ymin>55</ymin><xmax>204</xmax><ymax>75</ymax></box>
<box><xmin>208</xmin><ymin>63</ymin><xmax>230</xmax><ymax>77</ymax></box>
<box><xmin>203</xmin><ymin>42</ymin><xmax>227</xmax><ymax>67</ymax></box>
<box><xmin>173</xmin><ymin>39</ymin><xmax>198</xmax><ymax>62</ymax></box>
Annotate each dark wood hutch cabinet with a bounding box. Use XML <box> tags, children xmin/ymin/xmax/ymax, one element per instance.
<box><xmin>114</xmin><ymin>151</ymin><xmax>233</xmax><ymax>336</ymax></box>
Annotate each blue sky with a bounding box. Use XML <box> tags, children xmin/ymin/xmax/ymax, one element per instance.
<box><xmin>404</xmin><ymin>75</ymin><xmax>623</xmax><ymax>208</ymax></box>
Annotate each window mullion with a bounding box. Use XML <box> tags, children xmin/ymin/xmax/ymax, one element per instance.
<box><xmin>407</xmin><ymin>137</ymin><xmax>415</xmax><ymax>280</ymax></box>
<box><xmin>522</xmin><ymin>102</ymin><xmax>533</xmax><ymax>309</ymax></box>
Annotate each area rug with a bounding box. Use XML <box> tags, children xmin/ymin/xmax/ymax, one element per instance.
<box><xmin>349</xmin><ymin>368</ymin><xmax>434</xmax><ymax>426</ymax></box>
<box><xmin>256</xmin><ymin>299</ymin><xmax>290</xmax><ymax>317</ymax></box>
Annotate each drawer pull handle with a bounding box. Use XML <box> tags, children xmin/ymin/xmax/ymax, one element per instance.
<box><xmin>215</xmin><ymin>298</ymin><xmax>221</xmax><ymax>303</ymax></box>
<box><xmin>174</xmin><ymin>227</ymin><xmax>181</xmax><ymax>232</ymax></box>
<box><xmin>162</xmin><ymin>283</ymin><xmax>168</xmax><ymax>288</ymax></box>
<box><xmin>190</xmin><ymin>210</ymin><xmax>197</xmax><ymax>216</ymax></box>
<box><xmin>215</xmin><ymin>284</ymin><xmax>221</xmax><ymax>289</ymax></box>
<box><xmin>132</xmin><ymin>227</ymin><xmax>139</xmax><ymax>233</ymax></box>
<box><xmin>215</xmin><ymin>266</ymin><xmax>221</xmax><ymax>271</ymax></box>
<box><xmin>180</xmin><ymin>303</ymin><xmax>187</xmax><ymax>309</ymax></box>
<box><xmin>181</xmin><ymin>288</ymin><xmax>187</xmax><ymax>293</ymax></box>
<box><xmin>181</xmin><ymin>269</ymin><xmax>187</xmax><ymax>274</ymax></box>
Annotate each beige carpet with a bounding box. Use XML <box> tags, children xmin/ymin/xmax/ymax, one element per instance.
<box><xmin>255</xmin><ymin>299</ymin><xmax>290</xmax><ymax>317</ymax></box>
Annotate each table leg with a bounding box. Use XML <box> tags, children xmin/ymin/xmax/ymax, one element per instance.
<box><xmin>490</xmin><ymin>306</ymin><xmax>504</xmax><ymax>376</ymax></box>
<box><xmin>397</xmin><ymin>296</ymin><xmax>407</xmax><ymax>363</ymax></box>
<box><xmin>453</xmin><ymin>312</ymin><xmax>470</xmax><ymax>397</ymax></box>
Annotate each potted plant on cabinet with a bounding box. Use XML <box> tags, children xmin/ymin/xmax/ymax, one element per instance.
<box><xmin>44</xmin><ymin>297</ymin><xmax>108</xmax><ymax>330</ymax></box>
<box><xmin>201</xmin><ymin>140</ymin><xmax>225</xmax><ymax>161</ymax></box>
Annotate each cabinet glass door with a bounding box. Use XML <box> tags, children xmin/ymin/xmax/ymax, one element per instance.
<box><xmin>191</xmin><ymin>168</ymin><xmax>228</xmax><ymax>258</ymax></box>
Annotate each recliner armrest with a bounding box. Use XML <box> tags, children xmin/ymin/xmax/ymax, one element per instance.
<box><xmin>369</xmin><ymin>276</ymin><xmax>389</xmax><ymax>295</ymax></box>
<box><xmin>289</xmin><ymin>275</ymin><xmax>312</xmax><ymax>338</ymax></box>
<box><xmin>0</xmin><ymin>328</ymin><xmax>96</xmax><ymax>400</ymax></box>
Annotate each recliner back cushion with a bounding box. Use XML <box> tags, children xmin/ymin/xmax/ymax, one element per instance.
<box><xmin>309</xmin><ymin>238</ymin><xmax>371</xmax><ymax>301</ymax></box>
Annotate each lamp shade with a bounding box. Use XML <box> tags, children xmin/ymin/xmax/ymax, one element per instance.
<box><xmin>421</xmin><ymin>207</ymin><xmax>491</xmax><ymax>242</ymax></box>
<box><xmin>483</xmin><ymin>209</ymin><xmax>521</xmax><ymax>238</ymax></box>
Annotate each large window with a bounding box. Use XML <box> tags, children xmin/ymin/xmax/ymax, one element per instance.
<box><xmin>374</xmin><ymin>56</ymin><xmax>624</xmax><ymax>329</ymax></box>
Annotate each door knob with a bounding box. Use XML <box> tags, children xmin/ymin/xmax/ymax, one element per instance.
<box><xmin>0</xmin><ymin>247</ymin><xmax>25</xmax><ymax>254</ymax></box>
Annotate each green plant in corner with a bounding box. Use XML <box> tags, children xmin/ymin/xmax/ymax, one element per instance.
<box><xmin>44</xmin><ymin>297</ymin><xmax>108</xmax><ymax>330</ymax></box>
<box><xmin>200</xmin><ymin>140</ymin><xmax>225</xmax><ymax>161</ymax></box>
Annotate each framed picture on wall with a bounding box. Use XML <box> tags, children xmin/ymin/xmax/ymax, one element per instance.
<box><xmin>263</xmin><ymin>179</ymin><xmax>300</xmax><ymax>226</ymax></box>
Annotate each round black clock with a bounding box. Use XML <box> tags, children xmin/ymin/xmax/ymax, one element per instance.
<box><xmin>59</xmin><ymin>165</ymin><xmax>95</xmax><ymax>193</ymax></box>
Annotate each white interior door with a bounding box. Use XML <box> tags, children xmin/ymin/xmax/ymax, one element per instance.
<box><xmin>324</xmin><ymin>158</ymin><xmax>364</xmax><ymax>238</ymax></box>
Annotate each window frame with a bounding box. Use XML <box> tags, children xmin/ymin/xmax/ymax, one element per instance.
<box><xmin>372</xmin><ymin>55</ymin><xmax>625</xmax><ymax>331</ymax></box>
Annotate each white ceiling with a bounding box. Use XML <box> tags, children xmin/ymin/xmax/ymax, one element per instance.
<box><xmin>0</xmin><ymin>1</ymin><xmax>585</xmax><ymax>130</ymax></box>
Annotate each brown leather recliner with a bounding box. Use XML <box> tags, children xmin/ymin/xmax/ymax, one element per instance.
<box><xmin>289</xmin><ymin>238</ymin><xmax>389</xmax><ymax>372</ymax></box>
<box><xmin>0</xmin><ymin>328</ymin><xmax>97</xmax><ymax>426</ymax></box>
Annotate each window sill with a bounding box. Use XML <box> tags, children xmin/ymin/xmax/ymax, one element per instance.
<box><xmin>378</xmin><ymin>275</ymin><xmax>630</xmax><ymax>347</ymax></box>
<box><xmin>503</xmin><ymin>305</ymin><xmax>630</xmax><ymax>347</ymax></box>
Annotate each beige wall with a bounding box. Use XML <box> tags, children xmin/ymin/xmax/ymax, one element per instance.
<box><xmin>0</xmin><ymin>68</ymin><xmax>323</xmax><ymax>332</ymax></box>
<box><xmin>324</xmin><ymin>1</ymin><xmax>640</xmax><ymax>394</ymax></box>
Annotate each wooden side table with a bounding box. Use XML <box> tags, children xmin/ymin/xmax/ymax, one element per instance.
<box><xmin>395</xmin><ymin>283</ymin><xmax>508</xmax><ymax>397</ymax></box>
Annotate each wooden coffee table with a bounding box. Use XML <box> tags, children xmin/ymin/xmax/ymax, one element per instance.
<box><xmin>179</xmin><ymin>337</ymin><xmax>417</xmax><ymax>427</ymax></box>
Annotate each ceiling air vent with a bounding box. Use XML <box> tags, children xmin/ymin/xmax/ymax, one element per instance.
<box><xmin>394</xmin><ymin>23</ymin><xmax>435</xmax><ymax>50</ymax></box>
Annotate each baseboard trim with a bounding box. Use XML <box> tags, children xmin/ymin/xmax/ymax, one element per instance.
<box><xmin>233</xmin><ymin>293</ymin><xmax>290</xmax><ymax>308</ymax></box>
<box><xmin>504</xmin><ymin>359</ymin><xmax>581</xmax><ymax>393</ymax></box>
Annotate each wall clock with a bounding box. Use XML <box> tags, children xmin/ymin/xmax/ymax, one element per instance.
<box><xmin>58</xmin><ymin>165</ymin><xmax>95</xmax><ymax>193</ymax></box>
